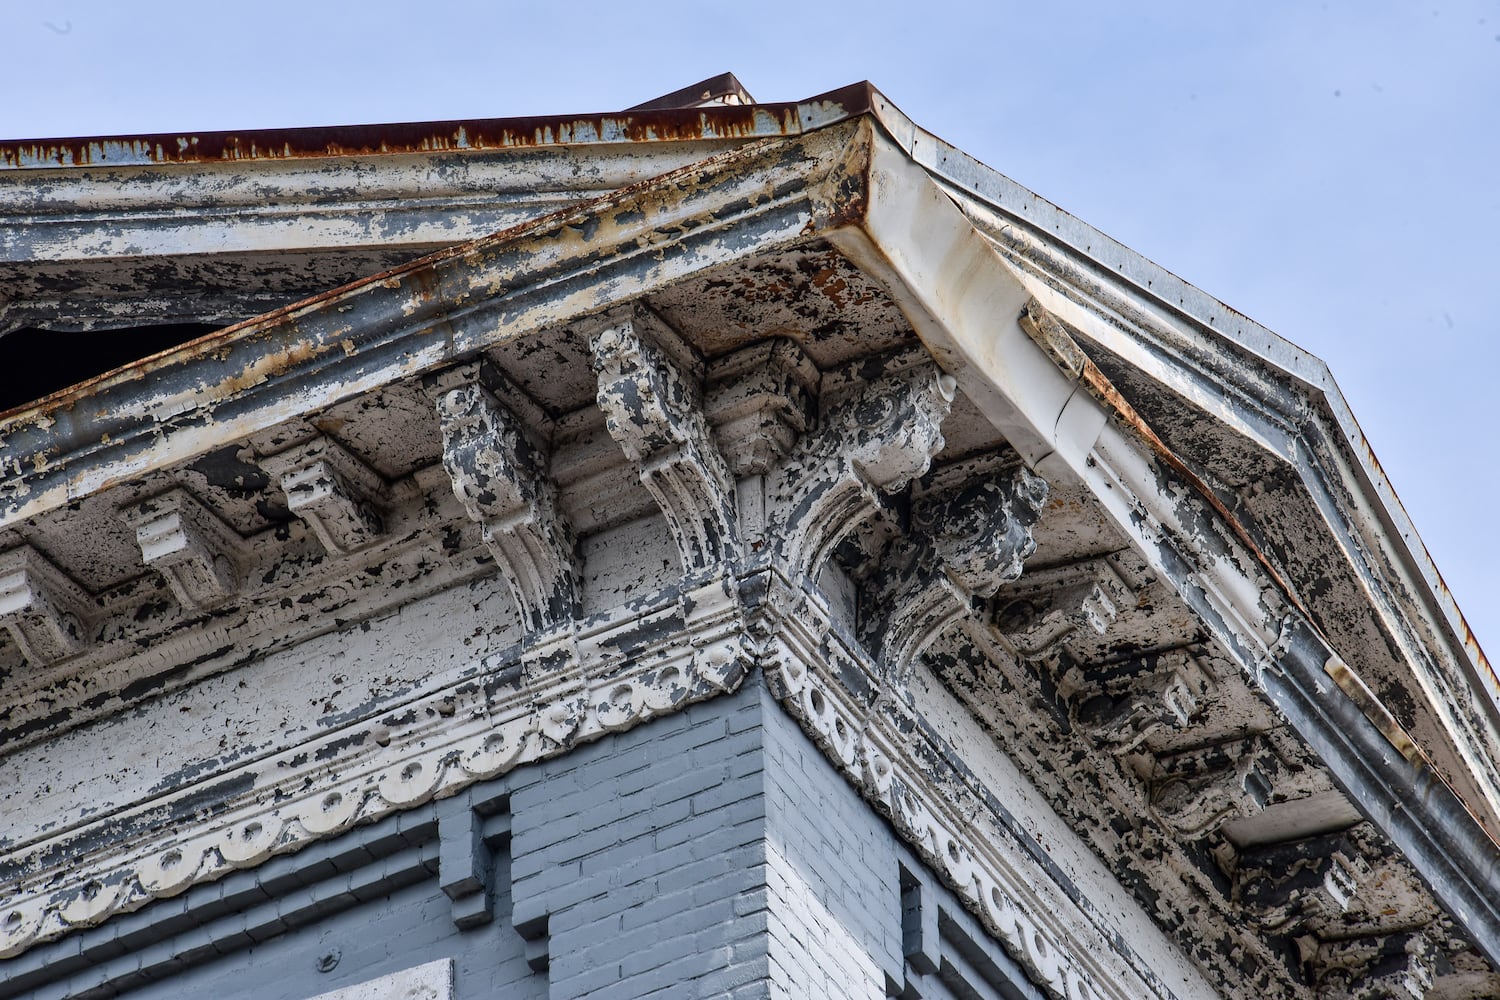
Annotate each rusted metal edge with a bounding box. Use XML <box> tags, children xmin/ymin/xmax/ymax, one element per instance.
<box><xmin>1005</xmin><ymin>238</ymin><xmax>1500</xmax><ymax>744</ymax></box>
<box><xmin>0</xmin><ymin>119</ymin><xmax>870</xmax><ymax>527</ymax></box>
<box><xmin>0</xmin><ymin>82</ymin><xmax>876</xmax><ymax>170</ymax></box>
<box><xmin>1017</xmin><ymin>300</ymin><xmax>1307</xmax><ymax>614</ymax></box>
<box><xmin>1016</xmin><ymin>265</ymin><xmax>1500</xmax><ymax>967</ymax></box>
<box><xmin>628</xmin><ymin>72</ymin><xmax>756</xmax><ymax>111</ymax></box>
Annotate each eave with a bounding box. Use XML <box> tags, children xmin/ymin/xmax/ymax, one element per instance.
<box><xmin>2</xmin><ymin>85</ymin><xmax>1498</xmax><ymax>992</ymax></box>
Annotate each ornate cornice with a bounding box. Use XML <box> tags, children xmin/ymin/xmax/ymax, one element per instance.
<box><xmin>1</xmin><ymin>104</ymin><xmax>1495</xmax><ymax>996</ymax></box>
<box><xmin>865</xmin><ymin>455</ymin><xmax>1048</xmax><ymax>676</ymax></box>
<box><xmin>754</xmin><ymin>572</ymin><xmax>1175</xmax><ymax>1000</ymax></box>
<box><xmin>0</xmin><ymin>575</ymin><xmax>748</xmax><ymax>959</ymax></box>
<box><xmin>0</xmin><ymin>466</ymin><xmax>481</xmax><ymax>754</ymax></box>
<box><xmin>0</xmin><ymin>544</ymin><xmax>92</xmax><ymax>667</ymax></box>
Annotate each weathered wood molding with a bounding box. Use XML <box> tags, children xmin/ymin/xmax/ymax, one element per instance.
<box><xmin>0</xmin><ymin>543</ymin><xmax>92</xmax><ymax>666</ymax></box>
<box><xmin>1076</xmin><ymin>666</ymin><xmax>1201</xmax><ymax>754</ymax></box>
<box><xmin>1148</xmin><ymin>729</ymin><xmax>1359</xmax><ymax>850</ymax></box>
<box><xmin>123</xmin><ymin>488</ymin><xmax>241</xmax><ymax>612</ymax></box>
<box><xmin>1232</xmin><ymin>831</ymin><xmax>1366</xmax><ymax>930</ymax></box>
<box><xmin>590</xmin><ymin>308</ymin><xmax>740</xmax><ymax>572</ymax></box>
<box><xmin>0</xmin><ymin>465</ymin><xmax>489</xmax><ymax>752</ymax></box>
<box><xmin>260</xmin><ymin>436</ymin><xmax>386</xmax><ymax>557</ymax></box>
<box><xmin>436</xmin><ymin>376</ymin><xmax>579</xmax><ymax>631</ymax></box>
<box><xmin>767</xmin><ymin>358</ymin><xmax>955</xmax><ymax>581</ymax></box>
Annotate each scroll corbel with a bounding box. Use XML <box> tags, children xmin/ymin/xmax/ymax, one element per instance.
<box><xmin>991</xmin><ymin>558</ymin><xmax>1133</xmax><ymax>663</ymax></box>
<box><xmin>1308</xmin><ymin>931</ymin><xmax>1436</xmax><ymax>1000</ymax></box>
<box><xmin>865</xmin><ymin>461</ymin><xmax>1049</xmax><ymax>676</ymax></box>
<box><xmin>123</xmin><ymin>488</ymin><xmax>241</xmax><ymax>612</ymax></box>
<box><xmin>767</xmin><ymin>358</ymin><xmax>956</xmax><ymax>582</ymax></box>
<box><xmin>591</xmin><ymin>309</ymin><xmax>739</xmax><ymax>572</ymax></box>
<box><xmin>436</xmin><ymin>377</ymin><xmax>578</xmax><ymax>632</ymax></box>
<box><xmin>0</xmin><ymin>543</ymin><xmax>93</xmax><ymax>665</ymax></box>
<box><xmin>260</xmin><ymin>436</ymin><xmax>385</xmax><ymax>557</ymax></box>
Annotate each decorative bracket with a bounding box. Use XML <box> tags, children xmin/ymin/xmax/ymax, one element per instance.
<box><xmin>123</xmin><ymin>488</ymin><xmax>241</xmax><ymax>612</ymax></box>
<box><xmin>864</xmin><ymin>458</ymin><xmax>1049</xmax><ymax>676</ymax></box>
<box><xmin>1072</xmin><ymin>648</ymin><xmax>1211</xmax><ymax>753</ymax></box>
<box><xmin>591</xmin><ymin>308</ymin><xmax>739</xmax><ymax>572</ymax></box>
<box><xmin>991</xmin><ymin>558</ymin><xmax>1133</xmax><ymax>662</ymax></box>
<box><xmin>1307</xmin><ymin>930</ymin><xmax>1436</xmax><ymax>1000</ymax></box>
<box><xmin>0</xmin><ymin>544</ymin><xmax>92</xmax><ymax>666</ymax></box>
<box><xmin>1149</xmin><ymin>735</ymin><xmax>1282</xmax><ymax>839</ymax></box>
<box><xmin>767</xmin><ymin>357</ymin><xmax>955</xmax><ymax>581</ymax></box>
<box><xmin>261</xmin><ymin>437</ymin><xmax>385</xmax><ymax>556</ymax></box>
<box><xmin>436</xmin><ymin>376</ymin><xmax>579</xmax><ymax>632</ymax></box>
<box><xmin>1232</xmin><ymin>831</ymin><xmax>1367</xmax><ymax>929</ymax></box>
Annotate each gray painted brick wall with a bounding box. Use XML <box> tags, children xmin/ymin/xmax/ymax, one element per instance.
<box><xmin>509</xmin><ymin>680</ymin><xmax>773</xmax><ymax>999</ymax></box>
<box><xmin>508</xmin><ymin>672</ymin><xmax>906</xmax><ymax>1000</ymax></box>
<box><xmin>50</xmin><ymin>850</ymin><xmax>541</xmax><ymax>1000</ymax></box>
<box><xmin>760</xmin><ymin>686</ymin><xmax>903</xmax><ymax>999</ymax></box>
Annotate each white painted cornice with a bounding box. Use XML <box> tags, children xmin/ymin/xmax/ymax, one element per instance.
<box><xmin>1</xmin><ymin>92</ymin><xmax>1496</xmax><ymax>997</ymax></box>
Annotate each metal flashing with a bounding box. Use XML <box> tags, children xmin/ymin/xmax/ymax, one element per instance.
<box><xmin>0</xmin><ymin>83</ymin><xmax>875</xmax><ymax>170</ymax></box>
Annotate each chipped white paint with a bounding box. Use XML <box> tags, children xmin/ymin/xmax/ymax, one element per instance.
<box><xmin>261</xmin><ymin>436</ymin><xmax>386</xmax><ymax>556</ymax></box>
<box><xmin>123</xmin><ymin>487</ymin><xmax>241</xmax><ymax>610</ymax></box>
<box><xmin>0</xmin><ymin>543</ymin><xmax>90</xmax><ymax>665</ymax></box>
<box><xmin>0</xmin><ymin>98</ymin><xmax>1495</xmax><ymax>1000</ymax></box>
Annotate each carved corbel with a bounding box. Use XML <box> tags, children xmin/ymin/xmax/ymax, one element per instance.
<box><xmin>591</xmin><ymin>309</ymin><xmax>739</xmax><ymax>572</ymax></box>
<box><xmin>1306</xmin><ymin>930</ymin><xmax>1437</xmax><ymax>1000</ymax></box>
<box><xmin>863</xmin><ymin>459</ymin><xmax>1048</xmax><ymax>676</ymax></box>
<box><xmin>260</xmin><ymin>437</ymin><xmax>384</xmax><ymax>556</ymax></box>
<box><xmin>1149</xmin><ymin>735</ymin><xmax>1281</xmax><ymax>839</ymax></box>
<box><xmin>1231</xmin><ymin>832</ymin><xmax>1369</xmax><ymax>930</ymax></box>
<box><xmin>991</xmin><ymin>558</ymin><xmax>1133</xmax><ymax>663</ymax></box>
<box><xmin>767</xmin><ymin>357</ymin><xmax>956</xmax><ymax>581</ymax></box>
<box><xmin>123</xmin><ymin>488</ymin><xmax>241</xmax><ymax>611</ymax></box>
<box><xmin>436</xmin><ymin>377</ymin><xmax>578</xmax><ymax>632</ymax></box>
<box><xmin>1072</xmin><ymin>648</ymin><xmax>1212</xmax><ymax>753</ymax></box>
<box><xmin>0</xmin><ymin>544</ymin><xmax>92</xmax><ymax>665</ymax></box>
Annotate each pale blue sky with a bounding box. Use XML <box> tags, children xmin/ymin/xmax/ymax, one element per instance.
<box><xmin>6</xmin><ymin>1</ymin><xmax>1499</xmax><ymax>655</ymax></box>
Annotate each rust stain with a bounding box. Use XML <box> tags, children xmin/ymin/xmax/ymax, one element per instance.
<box><xmin>1325</xmin><ymin>656</ymin><xmax>1423</xmax><ymax>765</ymax></box>
<box><xmin>217</xmin><ymin>336</ymin><xmax>326</xmax><ymax>396</ymax></box>
<box><xmin>0</xmin><ymin>84</ymin><xmax>875</xmax><ymax>171</ymax></box>
<box><xmin>1019</xmin><ymin>298</ymin><xmax>1306</xmax><ymax>615</ymax></box>
<box><xmin>1323</xmin><ymin>653</ymin><xmax>1499</xmax><ymax>847</ymax></box>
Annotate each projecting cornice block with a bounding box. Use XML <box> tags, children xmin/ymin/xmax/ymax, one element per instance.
<box><xmin>0</xmin><ymin>543</ymin><xmax>92</xmax><ymax>666</ymax></box>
